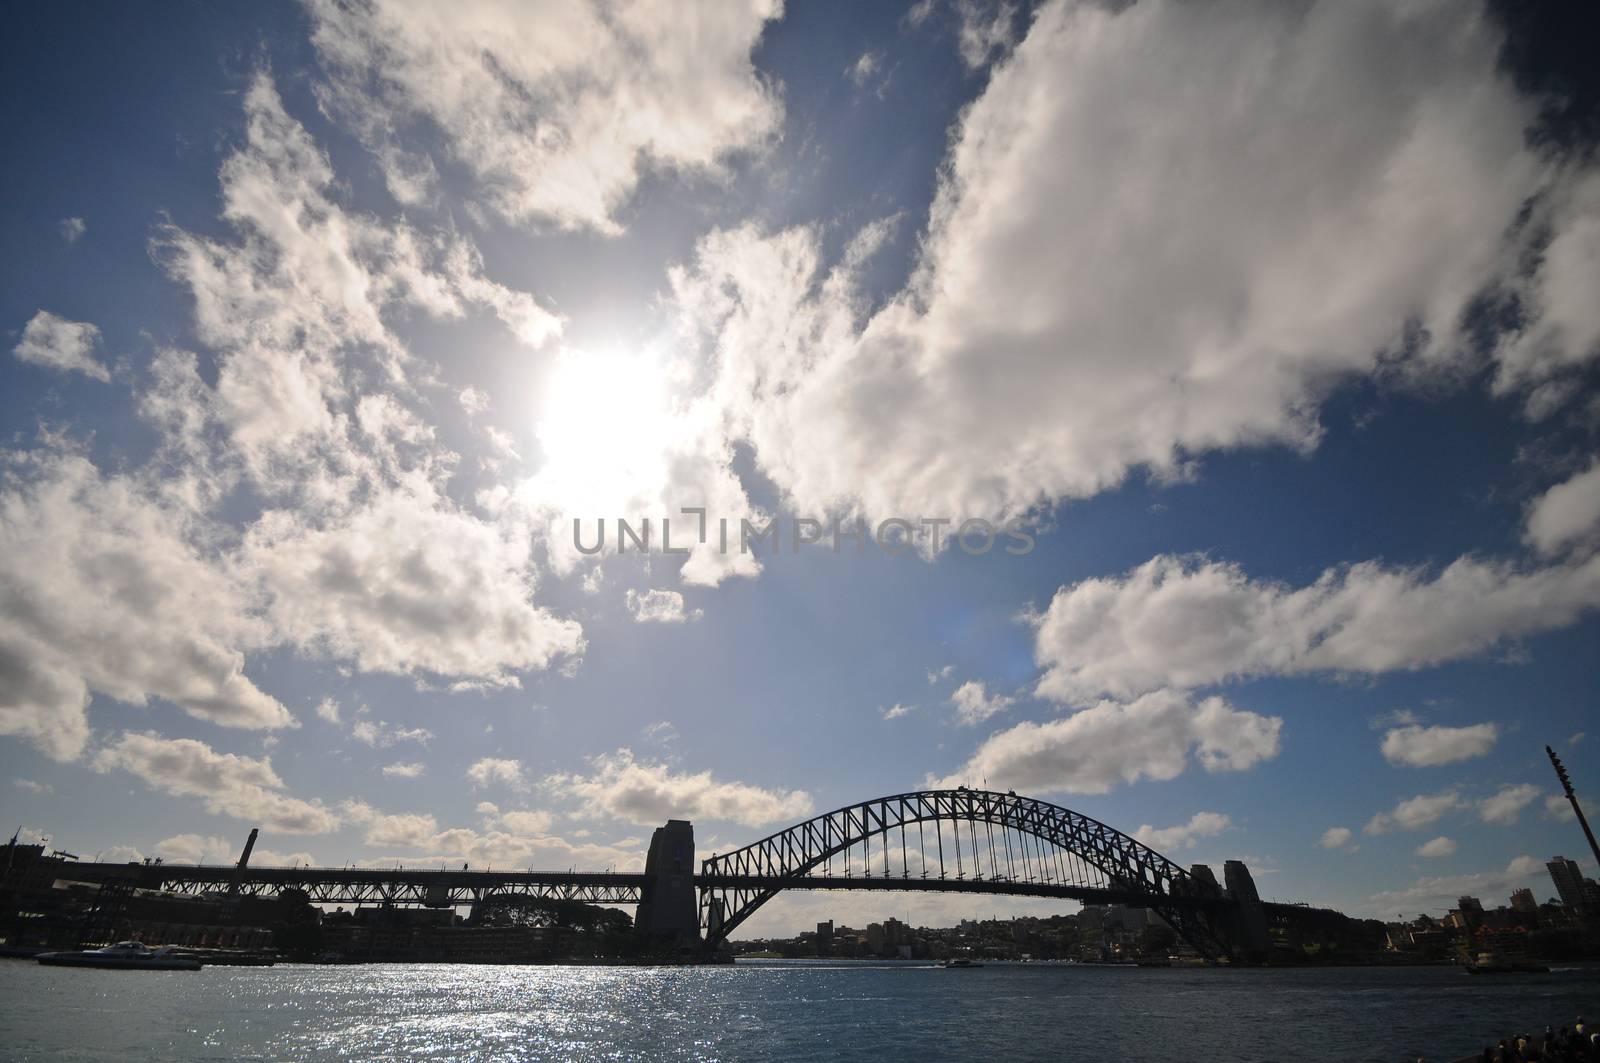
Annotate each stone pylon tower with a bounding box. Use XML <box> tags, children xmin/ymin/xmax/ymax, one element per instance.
<box><xmin>635</xmin><ymin>820</ymin><xmax>699</xmax><ymax>952</ymax></box>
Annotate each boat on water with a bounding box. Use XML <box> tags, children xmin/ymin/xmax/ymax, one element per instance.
<box><xmin>182</xmin><ymin>949</ymin><xmax>275</xmax><ymax>967</ymax></box>
<box><xmin>35</xmin><ymin>941</ymin><xmax>203</xmax><ymax>971</ymax></box>
<box><xmin>1459</xmin><ymin>938</ymin><xmax>1549</xmax><ymax>975</ymax></box>
<box><xmin>938</xmin><ymin>957</ymin><xmax>984</xmax><ymax>968</ymax></box>
<box><xmin>1464</xmin><ymin>960</ymin><xmax>1551</xmax><ymax>975</ymax></box>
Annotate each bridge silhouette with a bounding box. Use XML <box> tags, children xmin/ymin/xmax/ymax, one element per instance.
<box><xmin>53</xmin><ymin>788</ymin><xmax>1332</xmax><ymax>961</ymax></box>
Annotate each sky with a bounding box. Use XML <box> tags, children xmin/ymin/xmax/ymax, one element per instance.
<box><xmin>3</xmin><ymin>0</ymin><xmax>1600</xmax><ymax>938</ymax></box>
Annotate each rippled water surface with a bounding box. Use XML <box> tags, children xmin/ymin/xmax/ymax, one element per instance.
<box><xmin>3</xmin><ymin>959</ymin><xmax>1597</xmax><ymax>1062</ymax></box>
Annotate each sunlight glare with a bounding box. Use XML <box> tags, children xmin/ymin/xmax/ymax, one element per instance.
<box><xmin>531</xmin><ymin>345</ymin><xmax>687</xmax><ymax>519</ymax></box>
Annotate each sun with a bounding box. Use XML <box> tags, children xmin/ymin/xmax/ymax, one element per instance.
<box><xmin>530</xmin><ymin>345</ymin><xmax>686</xmax><ymax>521</ymax></box>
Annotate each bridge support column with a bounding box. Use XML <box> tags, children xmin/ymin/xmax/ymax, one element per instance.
<box><xmin>634</xmin><ymin>820</ymin><xmax>699</xmax><ymax>953</ymax></box>
<box><xmin>1221</xmin><ymin>860</ymin><xmax>1272</xmax><ymax>964</ymax></box>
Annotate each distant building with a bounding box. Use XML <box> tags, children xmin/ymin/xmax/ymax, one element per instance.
<box><xmin>1548</xmin><ymin>856</ymin><xmax>1589</xmax><ymax>910</ymax></box>
<box><xmin>816</xmin><ymin>920</ymin><xmax>833</xmax><ymax>956</ymax></box>
<box><xmin>1510</xmin><ymin>888</ymin><xmax>1538</xmax><ymax>913</ymax></box>
<box><xmin>1457</xmin><ymin>896</ymin><xmax>1484</xmax><ymax>913</ymax></box>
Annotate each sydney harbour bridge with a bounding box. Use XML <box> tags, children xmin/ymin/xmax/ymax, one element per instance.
<box><xmin>38</xmin><ymin>788</ymin><xmax>1352</xmax><ymax>962</ymax></box>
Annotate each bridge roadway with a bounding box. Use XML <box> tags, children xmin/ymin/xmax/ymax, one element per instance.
<box><xmin>56</xmin><ymin>860</ymin><xmax>1239</xmax><ymax>912</ymax></box>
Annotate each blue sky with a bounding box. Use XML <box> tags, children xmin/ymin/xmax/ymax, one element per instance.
<box><xmin>3</xmin><ymin>0</ymin><xmax>1600</xmax><ymax>936</ymax></box>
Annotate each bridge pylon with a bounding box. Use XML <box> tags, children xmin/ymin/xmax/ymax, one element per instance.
<box><xmin>634</xmin><ymin>820</ymin><xmax>700</xmax><ymax>953</ymax></box>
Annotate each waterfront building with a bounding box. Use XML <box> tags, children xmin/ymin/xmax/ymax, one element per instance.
<box><xmin>1547</xmin><ymin>856</ymin><xmax>1596</xmax><ymax>910</ymax></box>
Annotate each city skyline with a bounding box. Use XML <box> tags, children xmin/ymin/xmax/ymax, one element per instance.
<box><xmin>5</xmin><ymin>0</ymin><xmax>1600</xmax><ymax>939</ymax></box>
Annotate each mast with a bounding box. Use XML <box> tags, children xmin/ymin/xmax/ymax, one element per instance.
<box><xmin>1547</xmin><ymin>745</ymin><xmax>1600</xmax><ymax>871</ymax></box>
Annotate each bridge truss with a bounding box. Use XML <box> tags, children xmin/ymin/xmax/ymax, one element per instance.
<box><xmin>105</xmin><ymin>864</ymin><xmax>647</xmax><ymax>909</ymax></box>
<box><xmin>697</xmin><ymin>788</ymin><xmax>1232</xmax><ymax>957</ymax></box>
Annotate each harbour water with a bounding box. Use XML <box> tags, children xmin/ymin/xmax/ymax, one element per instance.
<box><xmin>2</xmin><ymin>959</ymin><xmax>1596</xmax><ymax>1062</ymax></box>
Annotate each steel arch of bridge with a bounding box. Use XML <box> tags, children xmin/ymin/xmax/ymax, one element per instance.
<box><xmin>698</xmin><ymin>788</ymin><xmax>1231</xmax><ymax>957</ymax></box>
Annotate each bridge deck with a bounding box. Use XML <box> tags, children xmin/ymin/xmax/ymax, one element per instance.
<box><xmin>47</xmin><ymin>861</ymin><xmax>1245</xmax><ymax>912</ymax></box>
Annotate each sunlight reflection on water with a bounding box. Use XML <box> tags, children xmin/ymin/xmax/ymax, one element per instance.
<box><xmin>3</xmin><ymin>960</ymin><xmax>1598</xmax><ymax>1062</ymax></box>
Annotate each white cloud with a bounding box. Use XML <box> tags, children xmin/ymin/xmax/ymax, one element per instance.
<box><xmin>1372</xmin><ymin>709</ymin><xmax>1421</xmax><ymax>730</ymax></box>
<box><xmin>14</xmin><ymin>778</ymin><xmax>51</xmax><ymax>795</ymax></box>
<box><xmin>84</xmin><ymin>74</ymin><xmax>589</xmax><ymax>701</ymax></box>
<box><xmin>98</xmin><ymin>846</ymin><xmax>145</xmax><ymax>864</ymax></box>
<box><xmin>1544</xmin><ymin>794</ymin><xmax>1576</xmax><ymax>822</ymax></box>
<box><xmin>1381</xmin><ymin>723</ymin><xmax>1499</xmax><ymax>767</ymax></box>
<box><xmin>1319</xmin><ymin>826</ymin><xmax>1355</xmax><ymax>851</ymax></box>
<box><xmin>59</xmin><ymin>217</ymin><xmax>86</xmax><ymax>243</ymax></box>
<box><xmin>314</xmin><ymin>697</ymin><xmax>342</xmax><ymax>725</ymax></box>
<box><xmin>882</xmin><ymin>703</ymin><xmax>915</xmax><ymax>721</ymax></box>
<box><xmin>666</xmin><ymin>0</ymin><xmax>1600</xmax><ymax>536</ymax></box>
<box><xmin>1031</xmin><ymin>554</ymin><xmax>1600</xmax><ymax>706</ymax></box>
<box><xmin>353</xmin><ymin>802</ymin><xmax>636</xmax><ymax>870</ymax></box>
<box><xmin>955</xmin><ymin>0</ymin><xmax>1018</xmax><ymax>69</ymax></box>
<box><xmin>625</xmin><ymin>588</ymin><xmax>700</xmax><ymax>624</ymax></box>
<box><xmin>91</xmin><ymin>731</ymin><xmax>338</xmax><ymax>834</ymax></box>
<box><xmin>847</xmin><ymin>51</ymin><xmax>879</xmax><ymax>87</ymax></box>
<box><xmin>949</xmin><ymin>680</ymin><xmax>1014</xmax><ymax>726</ymax></box>
<box><xmin>152</xmin><ymin>834</ymin><xmax>236</xmax><ymax>864</ymax></box>
<box><xmin>1491</xmin><ymin>174</ymin><xmax>1600</xmax><ymax>411</ymax></box>
<box><xmin>306</xmin><ymin>0</ymin><xmax>783</xmax><ymax>233</ymax></box>
<box><xmin>458</xmin><ymin>387</ymin><xmax>491</xmax><ymax>418</ymax></box>
<box><xmin>151</xmin><ymin>833</ymin><xmax>319</xmax><ymax>866</ymax></box>
<box><xmin>1477</xmin><ymin>783</ymin><xmax>1541</xmax><ymax>825</ymax></box>
<box><xmin>154</xmin><ymin>75</ymin><xmax>560</xmax><ymax>492</ymax></box>
<box><xmin>495</xmin><ymin>808</ymin><xmax>556</xmax><ymax>837</ymax></box>
<box><xmin>1416</xmin><ymin>836</ymin><xmax>1457</xmax><ymax>858</ymax></box>
<box><xmin>1525</xmin><ymin>458</ymin><xmax>1600</xmax><ymax>557</ymax></box>
<box><xmin>927</xmin><ymin>665</ymin><xmax>955</xmax><ymax>685</ymax></box>
<box><xmin>466</xmin><ymin>757</ymin><xmax>528</xmax><ymax>791</ymax></box>
<box><xmin>350</xmin><ymin>719</ymin><xmax>434</xmax><ymax>749</ymax></box>
<box><xmin>365</xmin><ymin>811</ymin><xmax>439</xmax><ymax>848</ymax></box>
<box><xmin>382</xmin><ymin>761</ymin><xmax>425</xmax><ymax>779</ymax></box>
<box><xmin>929</xmin><ymin>690</ymin><xmax>1281</xmax><ymax>795</ymax></box>
<box><xmin>846</xmin><ymin>50</ymin><xmax>892</xmax><ymax>95</ymax></box>
<box><xmin>1365</xmin><ymin>791</ymin><xmax>1463</xmax><ymax>835</ymax></box>
<box><xmin>1134</xmin><ymin>812</ymin><xmax>1231</xmax><ymax>853</ymax></box>
<box><xmin>482</xmin><ymin>426</ymin><xmax>519</xmax><ymax>466</ymax></box>
<box><xmin>0</xmin><ymin>447</ymin><xmax>293</xmax><ymax>760</ymax></box>
<box><xmin>641</xmin><ymin>720</ymin><xmax>678</xmax><ymax>746</ymax></box>
<box><xmin>12</xmin><ymin>310</ymin><xmax>109</xmax><ymax>382</ymax></box>
<box><xmin>243</xmin><ymin>484</ymin><xmax>584</xmax><ymax>686</ymax></box>
<box><xmin>546</xmin><ymin>748</ymin><xmax>812</xmax><ymax>828</ymax></box>
<box><xmin>1361</xmin><ymin>856</ymin><xmax>1545</xmax><ymax>918</ymax></box>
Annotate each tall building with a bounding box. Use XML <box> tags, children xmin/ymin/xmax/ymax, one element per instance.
<box><xmin>1510</xmin><ymin>888</ymin><xmax>1538</xmax><ymax>913</ymax></box>
<box><xmin>1457</xmin><ymin>895</ymin><xmax>1484</xmax><ymax>913</ymax></box>
<box><xmin>1548</xmin><ymin>856</ymin><xmax>1587</xmax><ymax>909</ymax></box>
